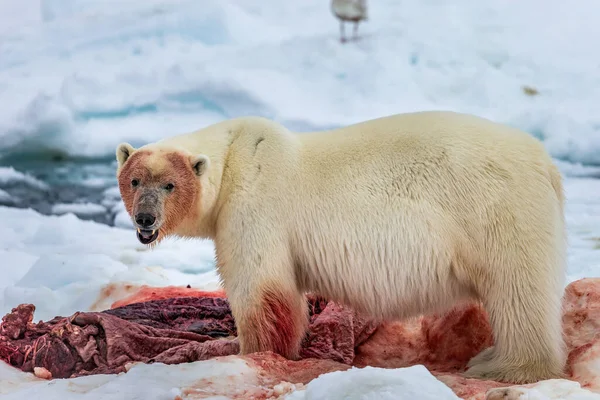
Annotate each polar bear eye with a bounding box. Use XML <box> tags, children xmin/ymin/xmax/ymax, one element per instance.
<box><xmin>131</xmin><ymin>179</ymin><xmax>139</xmax><ymax>187</ymax></box>
<box><xmin>165</xmin><ymin>183</ymin><xmax>175</xmax><ymax>192</ymax></box>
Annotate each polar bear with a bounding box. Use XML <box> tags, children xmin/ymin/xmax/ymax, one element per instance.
<box><xmin>115</xmin><ymin>111</ymin><xmax>567</xmax><ymax>384</ymax></box>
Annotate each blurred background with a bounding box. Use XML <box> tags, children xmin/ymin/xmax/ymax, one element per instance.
<box><xmin>0</xmin><ymin>0</ymin><xmax>599</xmax><ymax>229</ymax></box>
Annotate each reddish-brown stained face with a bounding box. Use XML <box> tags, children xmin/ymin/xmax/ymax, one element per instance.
<box><xmin>117</xmin><ymin>150</ymin><xmax>200</xmax><ymax>243</ymax></box>
<box><xmin>118</xmin><ymin>150</ymin><xmax>151</xmax><ymax>217</ymax></box>
<box><xmin>161</xmin><ymin>152</ymin><xmax>200</xmax><ymax>234</ymax></box>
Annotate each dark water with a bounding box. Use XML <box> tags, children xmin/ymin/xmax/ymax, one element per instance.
<box><xmin>2</xmin><ymin>147</ymin><xmax>599</xmax><ymax>229</ymax></box>
<box><xmin>0</xmin><ymin>155</ymin><xmax>120</xmax><ymax>225</ymax></box>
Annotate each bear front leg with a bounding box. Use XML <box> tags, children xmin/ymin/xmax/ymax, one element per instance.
<box><xmin>215</xmin><ymin>226</ymin><xmax>309</xmax><ymax>360</ymax></box>
<box><xmin>230</xmin><ymin>282</ymin><xmax>308</xmax><ymax>360</ymax></box>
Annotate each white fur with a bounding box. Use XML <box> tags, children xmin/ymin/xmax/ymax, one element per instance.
<box><xmin>132</xmin><ymin>111</ymin><xmax>567</xmax><ymax>384</ymax></box>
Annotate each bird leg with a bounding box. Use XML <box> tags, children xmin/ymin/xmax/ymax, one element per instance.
<box><xmin>340</xmin><ymin>21</ymin><xmax>347</xmax><ymax>43</ymax></box>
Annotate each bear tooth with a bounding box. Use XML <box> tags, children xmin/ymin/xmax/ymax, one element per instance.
<box><xmin>137</xmin><ymin>228</ymin><xmax>141</xmax><ymax>234</ymax></box>
<box><xmin>151</xmin><ymin>230</ymin><xmax>156</xmax><ymax>235</ymax></box>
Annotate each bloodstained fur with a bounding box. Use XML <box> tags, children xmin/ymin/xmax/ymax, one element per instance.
<box><xmin>117</xmin><ymin>150</ymin><xmax>201</xmax><ymax>243</ymax></box>
<box><xmin>242</xmin><ymin>288</ymin><xmax>308</xmax><ymax>360</ymax></box>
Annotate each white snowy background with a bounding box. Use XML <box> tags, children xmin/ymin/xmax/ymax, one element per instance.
<box><xmin>1</xmin><ymin>0</ymin><xmax>600</xmax><ymax>398</ymax></box>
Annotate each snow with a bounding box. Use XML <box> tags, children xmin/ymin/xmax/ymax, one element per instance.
<box><xmin>51</xmin><ymin>202</ymin><xmax>107</xmax><ymax>216</ymax></box>
<box><xmin>0</xmin><ymin>167</ymin><xmax>49</xmax><ymax>191</ymax></box>
<box><xmin>512</xmin><ymin>380</ymin><xmax>600</xmax><ymax>400</ymax></box>
<box><xmin>113</xmin><ymin>207</ymin><xmax>134</xmax><ymax>228</ymax></box>
<box><xmin>286</xmin><ymin>365</ymin><xmax>460</xmax><ymax>400</ymax></box>
<box><xmin>1</xmin><ymin>0</ymin><xmax>600</xmax><ymax>165</ymax></box>
<box><xmin>0</xmin><ymin>206</ymin><xmax>219</xmax><ymax>321</ymax></box>
<box><xmin>562</xmin><ymin>178</ymin><xmax>600</xmax><ymax>283</ymax></box>
<box><xmin>0</xmin><ymin>355</ymin><xmax>255</xmax><ymax>399</ymax></box>
<box><xmin>0</xmin><ymin>188</ymin><xmax>14</xmax><ymax>204</ymax></box>
<box><xmin>1</xmin><ymin>0</ymin><xmax>600</xmax><ymax>398</ymax></box>
<box><xmin>101</xmin><ymin>186</ymin><xmax>136</xmax><ymax>227</ymax></box>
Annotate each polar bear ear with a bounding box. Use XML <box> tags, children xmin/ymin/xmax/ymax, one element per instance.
<box><xmin>190</xmin><ymin>154</ymin><xmax>210</xmax><ymax>177</ymax></box>
<box><xmin>116</xmin><ymin>142</ymin><xmax>136</xmax><ymax>167</ymax></box>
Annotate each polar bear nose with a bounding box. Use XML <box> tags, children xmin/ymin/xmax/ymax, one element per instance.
<box><xmin>135</xmin><ymin>213</ymin><xmax>156</xmax><ymax>228</ymax></box>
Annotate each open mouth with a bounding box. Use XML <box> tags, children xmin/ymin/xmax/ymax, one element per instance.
<box><xmin>136</xmin><ymin>228</ymin><xmax>159</xmax><ymax>244</ymax></box>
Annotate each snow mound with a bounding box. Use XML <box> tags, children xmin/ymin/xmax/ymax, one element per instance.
<box><xmin>288</xmin><ymin>365</ymin><xmax>460</xmax><ymax>400</ymax></box>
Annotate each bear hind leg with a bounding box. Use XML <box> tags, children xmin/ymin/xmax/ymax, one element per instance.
<box><xmin>465</xmin><ymin>225</ymin><xmax>566</xmax><ymax>384</ymax></box>
<box><xmin>465</xmin><ymin>260</ymin><xmax>566</xmax><ymax>384</ymax></box>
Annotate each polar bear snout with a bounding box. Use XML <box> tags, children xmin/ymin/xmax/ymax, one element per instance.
<box><xmin>135</xmin><ymin>212</ymin><xmax>155</xmax><ymax>228</ymax></box>
<box><xmin>133</xmin><ymin>191</ymin><xmax>163</xmax><ymax>226</ymax></box>
<box><xmin>131</xmin><ymin>190</ymin><xmax>165</xmax><ymax>245</ymax></box>
<box><xmin>134</xmin><ymin>212</ymin><xmax>160</xmax><ymax>244</ymax></box>
<box><xmin>133</xmin><ymin>209</ymin><xmax>161</xmax><ymax>245</ymax></box>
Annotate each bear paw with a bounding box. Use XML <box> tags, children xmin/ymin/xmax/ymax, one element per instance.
<box><xmin>464</xmin><ymin>356</ymin><xmax>564</xmax><ymax>384</ymax></box>
<box><xmin>467</xmin><ymin>346</ymin><xmax>495</xmax><ymax>368</ymax></box>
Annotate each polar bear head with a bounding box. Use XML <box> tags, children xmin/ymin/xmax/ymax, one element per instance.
<box><xmin>115</xmin><ymin>142</ymin><xmax>210</xmax><ymax>245</ymax></box>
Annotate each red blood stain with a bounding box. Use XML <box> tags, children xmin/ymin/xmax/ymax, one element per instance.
<box><xmin>242</xmin><ymin>289</ymin><xmax>306</xmax><ymax>360</ymax></box>
<box><xmin>434</xmin><ymin>373</ymin><xmax>507</xmax><ymax>400</ymax></box>
<box><xmin>422</xmin><ymin>303</ymin><xmax>493</xmax><ymax>371</ymax></box>
<box><xmin>180</xmin><ymin>352</ymin><xmax>349</xmax><ymax>400</ymax></box>
<box><xmin>565</xmin><ymin>342</ymin><xmax>593</xmax><ymax>377</ymax></box>
<box><xmin>111</xmin><ymin>285</ymin><xmax>226</xmax><ymax>309</ymax></box>
<box><xmin>353</xmin><ymin>302</ymin><xmax>493</xmax><ymax>373</ymax></box>
<box><xmin>247</xmin><ymin>351</ymin><xmax>349</xmax><ymax>385</ymax></box>
<box><xmin>264</xmin><ymin>289</ymin><xmax>302</xmax><ymax>358</ymax></box>
<box><xmin>90</xmin><ymin>283</ymin><xmax>138</xmax><ymax>311</ymax></box>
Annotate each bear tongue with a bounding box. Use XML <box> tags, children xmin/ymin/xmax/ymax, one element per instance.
<box><xmin>137</xmin><ymin>228</ymin><xmax>156</xmax><ymax>239</ymax></box>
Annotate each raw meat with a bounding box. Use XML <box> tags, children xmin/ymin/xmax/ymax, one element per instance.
<box><xmin>0</xmin><ymin>294</ymin><xmax>377</xmax><ymax>379</ymax></box>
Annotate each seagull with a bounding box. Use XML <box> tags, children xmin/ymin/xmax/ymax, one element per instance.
<box><xmin>330</xmin><ymin>0</ymin><xmax>368</xmax><ymax>43</ymax></box>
